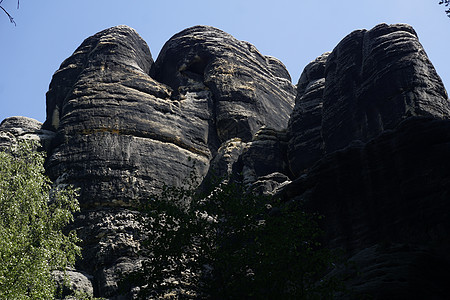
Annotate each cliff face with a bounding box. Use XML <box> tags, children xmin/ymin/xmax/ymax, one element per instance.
<box><xmin>287</xmin><ymin>23</ymin><xmax>449</xmax><ymax>176</ymax></box>
<box><xmin>283</xmin><ymin>23</ymin><xmax>450</xmax><ymax>299</ymax></box>
<box><xmin>2</xmin><ymin>23</ymin><xmax>450</xmax><ymax>299</ymax></box>
<box><xmin>284</xmin><ymin>117</ymin><xmax>450</xmax><ymax>298</ymax></box>
<box><xmin>40</xmin><ymin>24</ymin><xmax>295</xmax><ymax>297</ymax></box>
<box><xmin>43</xmin><ymin>25</ymin><xmax>295</xmax><ymax>208</ymax></box>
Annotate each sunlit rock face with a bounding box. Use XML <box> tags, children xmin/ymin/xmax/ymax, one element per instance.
<box><xmin>37</xmin><ymin>24</ymin><xmax>295</xmax><ymax>298</ymax></box>
<box><xmin>43</xmin><ymin>25</ymin><xmax>210</xmax><ymax>208</ymax></box>
<box><xmin>0</xmin><ymin>116</ymin><xmax>55</xmax><ymax>150</ymax></box>
<box><xmin>152</xmin><ymin>25</ymin><xmax>295</xmax><ymax>143</ymax></box>
<box><xmin>43</xmin><ymin>25</ymin><xmax>295</xmax><ymax>208</ymax></box>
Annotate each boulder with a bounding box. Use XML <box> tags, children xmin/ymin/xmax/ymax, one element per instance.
<box><xmin>0</xmin><ymin>116</ymin><xmax>55</xmax><ymax>150</ymax></box>
<box><xmin>53</xmin><ymin>269</ymin><xmax>95</xmax><ymax>299</ymax></box>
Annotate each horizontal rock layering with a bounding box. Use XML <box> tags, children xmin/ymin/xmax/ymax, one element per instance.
<box><xmin>43</xmin><ymin>25</ymin><xmax>295</xmax><ymax>208</ymax></box>
<box><xmin>2</xmin><ymin>23</ymin><xmax>449</xmax><ymax>299</ymax></box>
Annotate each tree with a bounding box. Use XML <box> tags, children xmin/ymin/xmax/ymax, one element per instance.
<box><xmin>0</xmin><ymin>141</ymin><xmax>81</xmax><ymax>299</ymax></box>
<box><xmin>440</xmin><ymin>0</ymin><xmax>450</xmax><ymax>17</ymax></box>
<box><xmin>1</xmin><ymin>0</ymin><xmax>19</xmax><ymax>25</ymax></box>
<box><xmin>125</xmin><ymin>175</ymin><xmax>341</xmax><ymax>299</ymax></box>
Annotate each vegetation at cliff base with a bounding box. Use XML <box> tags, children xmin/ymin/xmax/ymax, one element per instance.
<box><xmin>0</xmin><ymin>141</ymin><xmax>80</xmax><ymax>299</ymax></box>
<box><xmin>126</xmin><ymin>176</ymin><xmax>341</xmax><ymax>299</ymax></box>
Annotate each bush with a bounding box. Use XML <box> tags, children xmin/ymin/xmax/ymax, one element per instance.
<box><xmin>0</xmin><ymin>141</ymin><xmax>81</xmax><ymax>299</ymax></box>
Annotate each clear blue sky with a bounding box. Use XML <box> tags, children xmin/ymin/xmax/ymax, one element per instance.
<box><xmin>1</xmin><ymin>0</ymin><xmax>449</xmax><ymax>123</ymax></box>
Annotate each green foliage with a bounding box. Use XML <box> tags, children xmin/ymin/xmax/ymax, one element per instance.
<box><xmin>0</xmin><ymin>141</ymin><xmax>81</xmax><ymax>299</ymax></box>
<box><xmin>128</xmin><ymin>175</ymin><xmax>340</xmax><ymax>299</ymax></box>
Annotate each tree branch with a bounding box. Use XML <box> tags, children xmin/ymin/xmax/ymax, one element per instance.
<box><xmin>0</xmin><ymin>4</ymin><xmax>16</xmax><ymax>26</ymax></box>
<box><xmin>440</xmin><ymin>0</ymin><xmax>450</xmax><ymax>17</ymax></box>
<box><xmin>1</xmin><ymin>0</ymin><xmax>20</xmax><ymax>25</ymax></box>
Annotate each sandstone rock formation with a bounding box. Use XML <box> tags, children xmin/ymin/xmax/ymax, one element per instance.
<box><xmin>0</xmin><ymin>116</ymin><xmax>55</xmax><ymax>150</ymax></box>
<box><xmin>287</xmin><ymin>52</ymin><xmax>329</xmax><ymax>176</ymax></box>
<box><xmin>282</xmin><ymin>117</ymin><xmax>450</xmax><ymax>298</ymax></box>
<box><xmin>287</xmin><ymin>23</ymin><xmax>449</xmax><ymax>176</ymax></box>
<box><xmin>37</xmin><ymin>24</ymin><xmax>295</xmax><ymax>298</ymax></box>
<box><xmin>43</xmin><ymin>25</ymin><xmax>210</xmax><ymax>208</ymax></box>
<box><xmin>2</xmin><ymin>22</ymin><xmax>450</xmax><ymax>299</ymax></box>
<box><xmin>43</xmin><ymin>25</ymin><xmax>295</xmax><ymax>208</ymax></box>
<box><xmin>281</xmin><ymin>23</ymin><xmax>450</xmax><ymax>299</ymax></box>
<box><xmin>152</xmin><ymin>25</ymin><xmax>295</xmax><ymax>143</ymax></box>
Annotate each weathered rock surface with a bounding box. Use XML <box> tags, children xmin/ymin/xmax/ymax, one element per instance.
<box><xmin>152</xmin><ymin>25</ymin><xmax>295</xmax><ymax>143</ymax></box>
<box><xmin>3</xmin><ymin>22</ymin><xmax>450</xmax><ymax>299</ymax></box>
<box><xmin>232</xmin><ymin>127</ymin><xmax>292</xmax><ymax>194</ymax></box>
<box><xmin>284</xmin><ymin>117</ymin><xmax>450</xmax><ymax>250</ymax></box>
<box><xmin>287</xmin><ymin>53</ymin><xmax>329</xmax><ymax>176</ymax></box>
<box><xmin>43</xmin><ymin>25</ymin><xmax>212</xmax><ymax>208</ymax></box>
<box><xmin>36</xmin><ymin>24</ymin><xmax>294</xmax><ymax>298</ymax></box>
<box><xmin>43</xmin><ymin>25</ymin><xmax>295</xmax><ymax>208</ymax></box>
<box><xmin>281</xmin><ymin>117</ymin><xmax>450</xmax><ymax>298</ymax></box>
<box><xmin>70</xmin><ymin>208</ymin><xmax>144</xmax><ymax>298</ymax></box>
<box><xmin>53</xmin><ymin>269</ymin><xmax>95</xmax><ymax>299</ymax></box>
<box><xmin>322</xmin><ymin>23</ymin><xmax>449</xmax><ymax>153</ymax></box>
<box><xmin>331</xmin><ymin>243</ymin><xmax>450</xmax><ymax>299</ymax></box>
<box><xmin>287</xmin><ymin>23</ymin><xmax>450</xmax><ymax>176</ymax></box>
<box><xmin>0</xmin><ymin>116</ymin><xmax>55</xmax><ymax>150</ymax></box>
<box><xmin>283</xmin><ymin>23</ymin><xmax>450</xmax><ymax>299</ymax></box>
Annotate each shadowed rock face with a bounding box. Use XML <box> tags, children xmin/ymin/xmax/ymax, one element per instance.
<box><xmin>284</xmin><ymin>117</ymin><xmax>450</xmax><ymax>251</ymax></box>
<box><xmin>287</xmin><ymin>23</ymin><xmax>450</xmax><ymax>176</ymax></box>
<box><xmin>282</xmin><ymin>117</ymin><xmax>450</xmax><ymax>299</ymax></box>
<box><xmin>281</xmin><ymin>24</ymin><xmax>450</xmax><ymax>300</ymax></box>
<box><xmin>323</xmin><ymin>23</ymin><xmax>449</xmax><ymax>153</ymax></box>
<box><xmin>287</xmin><ymin>52</ymin><xmax>329</xmax><ymax>177</ymax></box>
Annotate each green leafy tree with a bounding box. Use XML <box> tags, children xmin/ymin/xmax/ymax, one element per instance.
<box><xmin>126</xmin><ymin>175</ymin><xmax>341</xmax><ymax>299</ymax></box>
<box><xmin>0</xmin><ymin>141</ymin><xmax>81</xmax><ymax>299</ymax></box>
